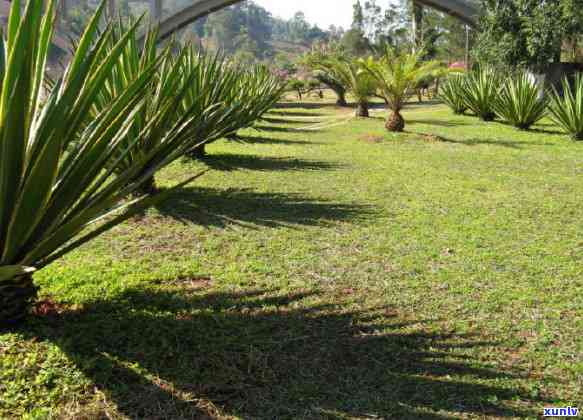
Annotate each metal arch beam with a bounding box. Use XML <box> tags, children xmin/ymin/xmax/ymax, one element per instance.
<box><xmin>146</xmin><ymin>0</ymin><xmax>482</xmax><ymax>42</ymax></box>
<box><xmin>154</xmin><ymin>0</ymin><xmax>244</xmax><ymax>41</ymax></box>
<box><xmin>414</xmin><ymin>0</ymin><xmax>480</xmax><ymax>27</ymax></box>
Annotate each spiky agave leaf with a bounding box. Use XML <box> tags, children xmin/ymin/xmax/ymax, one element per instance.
<box><xmin>179</xmin><ymin>48</ymin><xmax>285</xmax><ymax>156</ymax></box>
<box><xmin>440</xmin><ymin>74</ymin><xmax>468</xmax><ymax>115</ymax></box>
<box><xmin>0</xmin><ymin>1</ymin><xmax>205</xmax><ymax>323</ymax></box>
<box><xmin>493</xmin><ymin>73</ymin><xmax>547</xmax><ymax>130</ymax></box>
<box><xmin>548</xmin><ymin>74</ymin><xmax>583</xmax><ymax>141</ymax></box>
<box><xmin>460</xmin><ymin>67</ymin><xmax>501</xmax><ymax>121</ymax></box>
<box><xmin>228</xmin><ymin>64</ymin><xmax>286</xmax><ymax>131</ymax></box>
<box><xmin>90</xmin><ymin>23</ymin><xmax>225</xmax><ymax>193</ymax></box>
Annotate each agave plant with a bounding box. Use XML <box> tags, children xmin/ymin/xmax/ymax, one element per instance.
<box><xmin>362</xmin><ymin>49</ymin><xmax>441</xmax><ymax>131</ymax></box>
<box><xmin>312</xmin><ymin>57</ymin><xmax>377</xmax><ymax>117</ymax></box>
<box><xmin>0</xmin><ymin>1</ymin><xmax>212</xmax><ymax>323</ymax></box>
<box><xmin>548</xmin><ymin>74</ymin><xmax>583</xmax><ymax>140</ymax></box>
<box><xmin>440</xmin><ymin>74</ymin><xmax>468</xmax><ymax>115</ymax></box>
<box><xmin>92</xmin><ymin>24</ymin><xmax>235</xmax><ymax>194</ymax></box>
<box><xmin>182</xmin><ymin>50</ymin><xmax>284</xmax><ymax>158</ymax></box>
<box><xmin>494</xmin><ymin>73</ymin><xmax>547</xmax><ymax>130</ymax></box>
<box><xmin>461</xmin><ymin>67</ymin><xmax>501</xmax><ymax>121</ymax></box>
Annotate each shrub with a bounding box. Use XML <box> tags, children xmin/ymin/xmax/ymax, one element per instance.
<box><xmin>548</xmin><ymin>74</ymin><xmax>583</xmax><ymax>140</ymax></box>
<box><xmin>461</xmin><ymin>68</ymin><xmax>501</xmax><ymax>121</ymax></box>
<box><xmin>494</xmin><ymin>73</ymin><xmax>547</xmax><ymax>130</ymax></box>
<box><xmin>440</xmin><ymin>74</ymin><xmax>468</xmax><ymax>115</ymax></box>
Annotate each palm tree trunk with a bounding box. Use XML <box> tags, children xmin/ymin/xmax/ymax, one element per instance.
<box><xmin>336</xmin><ymin>91</ymin><xmax>348</xmax><ymax>107</ymax></box>
<box><xmin>356</xmin><ymin>101</ymin><xmax>369</xmax><ymax>118</ymax></box>
<box><xmin>386</xmin><ymin>110</ymin><xmax>405</xmax><ymax>132</ymax></box>
<box><xmin>0</xmin><ymin>274</ymin><xmax>38</xmax><ymax>324</ymax></box>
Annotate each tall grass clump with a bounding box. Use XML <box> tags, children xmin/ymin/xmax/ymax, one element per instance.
<box><xmin>494</xmin><ymin>73</ymin><xmax>547</xmax><ymax>130</ymax></box>
<box><xmin>548</xmin><ymin>74</ymin><xmax>583</xmax><ymax>140</ymax></box>
<box><xmin>461</xmin><ymin>67</ymin><xmax>501</xmax><ymax>121</ymax></box>
<box><xmin>440</xmin><ymin>74</ymin><xmax>468</xmax><ymax>115</ymax></box>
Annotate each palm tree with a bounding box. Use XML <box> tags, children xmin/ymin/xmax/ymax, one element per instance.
<box><xmin>303</xmin><ymin>44</ymin><xmax>349</xmax><ymax>107</ymax></box>
<box><xmin>362</xmin><ymin>49</ymin><xmax>441</xmax><ymax>131</ymax></box>
<box><xmin>318</xmin><ymin>58</ymin><xmax>378</xmax><ymax>117</ymax></box>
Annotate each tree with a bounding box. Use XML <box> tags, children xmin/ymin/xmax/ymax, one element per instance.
<box><xmin>302</xmin><ymin>43</ymin><xmax>350</xmax><ymax>106</ymax></box>
<box><xmin>317</xmin><ymin>58</ymin><xmax>378</xmax><ymax>117</ymax></box>
<box><xmin>204</xmin><ymin>7</ymin><xmax>239</xmax><ymax>51</ymax></box>
<box><xmin>341</xmin><ymin>28</ymin><xmax>371</xmax><ymax>56</ymax></box>
<box><xmin>363</xmin><ymin>49</ymin><xmax>441</xmax><ymax>131</ymax></box>
<box><xmin>290</xmin><ymin>11</ymin><xmax>311</xmax><ymax>44</ymax></box>
<box><xmin>474</xmin><ymin>0</ymin><xmax>583</xmax><ymax>72</ymax></box>
<box><xmin>352</xmin><ymin>0</ymin><xmax>365</xmax><ymax>32</ymax></box>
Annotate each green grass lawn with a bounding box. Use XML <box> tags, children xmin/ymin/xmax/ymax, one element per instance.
<box><xmin>1</xmin><ymin>100</ymin><xmax>582</xmax><ymax>419</ymax></box>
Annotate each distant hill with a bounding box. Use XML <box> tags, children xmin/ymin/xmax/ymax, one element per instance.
<box><xmin>270</xmin><ymin>40</ymin><xmax>311</xmax><ymax>56</ymax></box>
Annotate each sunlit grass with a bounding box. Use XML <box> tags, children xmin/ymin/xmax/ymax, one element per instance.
<box><xmin>1</xmin><ymin>99</ymin><xmax>582</xmax><ymax>419</ymax></box>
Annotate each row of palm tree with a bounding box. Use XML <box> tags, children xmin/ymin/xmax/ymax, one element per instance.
<box><xmin>305</xmin><ymin>49</ymin><xmax>442</xmax><ymax>132</ymax></box>
<box><xmin>0</xmin><ymin>0</ymin><xmax>283</xmax><ymax>324</ymax></box>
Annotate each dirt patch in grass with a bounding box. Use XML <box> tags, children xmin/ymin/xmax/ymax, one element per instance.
<box><xmin>359</xmin><ymin>134</ymin><xmax>386</xmax><ymax>143</ymax></box>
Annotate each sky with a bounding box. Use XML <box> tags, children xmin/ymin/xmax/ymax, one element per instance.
<box><xmin>253</xmin><ymin>0</ymin><xmax>356</xmax><ymax>30</ymax></box>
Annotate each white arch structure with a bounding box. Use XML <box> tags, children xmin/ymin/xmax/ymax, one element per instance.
<box><xmin>3</xmin><ymin>0</ymin><xmax>481</xmax><ymax>48</ymax></box>
<box><xmin>152</xmin><ymin>0</ymin><xmax>481</xmax><ymax>42</ymax></box>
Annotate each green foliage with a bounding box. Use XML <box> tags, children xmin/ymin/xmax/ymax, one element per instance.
<box><xmin>341</xmin><ymin>28</ymin><xmax>371</xmax><ymax>56</ymax></box>
<box><xmin>548</xmin><ymin>74</ymin><xmax>583</xmax><ymax>140</ymax></box>
<box><xmin>302</xmin><ymin>43</ymin><xmax>349</xmax><ymax>106</ymax></box>
<box><xmin>460</xmin><ymin>67</ymin><xmax>500</xmax><ymax>121</ymax></box>
<box><xmin>493</xmin><ymin>73</ymin><xmax>547</xmax><ymax>130</ymax></box>
<box><xmin>363</xmin><ymin>49</ymin><xmax>441</xmax><ymax>113</ymax></box>
<box><xmin>318</xmin><ymin>57</ymin><xmax>377</xmax><ymax>111</ymax></box>
<box><xmin>178</xmin><ymin>51</ymin><xmax>284</xmax><ymax>151</ymax></box>
<box><xmin>474</xmin><ymin>0</ymin><xmax>582</xmax><ymax>71</ymax></box>
<box><xmin>91</xmin><ymin>24</ymin><xmax>221</xmax><ymax>192</ymax></box>
<box><xmin>288</xmin><ymin>79</ymin><xmax>306</xmax><ymax>91</ymax></box>
<box><xmin>440</xmin><ymin>74</ymin><xmax>468</xmax><ymax>115</ymax></box>
<box><xmin>203</xmin><ymin>2</ymin><xmax>273</xmax><ymax>59</ymax></box>
<box><xmin>362</xmin><ymin>48</ymin><xmax>442</xmax><ymax>131</ymax></box>
<box><xmin>0</xmin><ymin>0</ymin><xmax>215</xmax><ymax>322</ymax></box>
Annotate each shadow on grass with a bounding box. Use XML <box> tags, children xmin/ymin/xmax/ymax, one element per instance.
<box><xmin>415</xmin><ymin>132</ymin><xmax>557</xmax><ymax>149</ymax></box>
<box><xmin>275</xmin><ymin>102</ymin><xmax>339</xmax><ymax>110</ymax></box>
<box><xmin>230</xmin><ymin>134</ymin><xmax>323</xmax><ymax>146</ymax></box>
<box><xmin>254</xmin><ymin>125</ymin><xmax>318</xmax><ymax>133</ymax></box>
<box><xmin>261</xmin><ymin>117</ymin><xmax>322</xmax><ymax>125</ymax></box>
<box><xmin>525</xmin><ymin>127</ymin><xmax>565</xmax><ymax>136</ymax></box>
<box><xmin>199</xmin><ymin>154</ymin><xmax>343</xmax><ymax>172</ymax></box>
<box><xmin>266</xmin><ymin>110</ymin><xmax>322</xmax><ymax>117</ymax></box>
<box><xmin>155</xmin><ymin>187</ymin><xmax>373</xmax><ymax>228</ymax></box>
<box><xmin>21</xmin><ymin>287</ymin><xmax>544</xmax><ymax>419</ymax></box>
<box><xmin>409</xmin><ymin>118</ymin><xmax>473</xmax><ymax>127</ymax></box>
<box><xmin>405</xmin><ymin>99</ymin><xmax>442</xmax><ymax>107</ymax></box>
